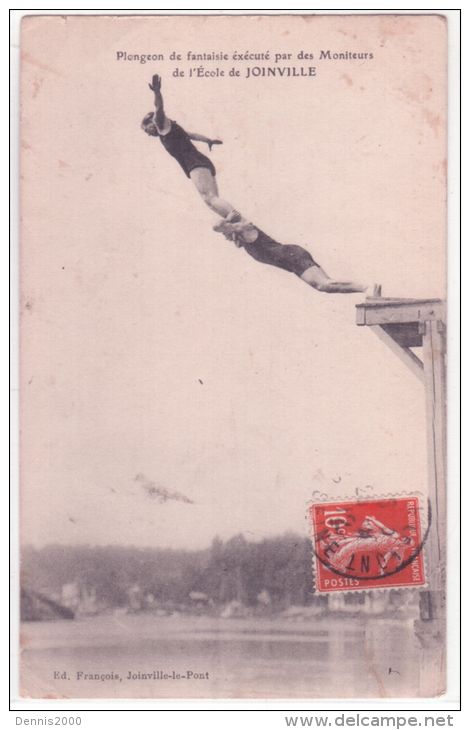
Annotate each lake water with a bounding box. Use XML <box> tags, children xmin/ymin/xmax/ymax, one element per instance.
<box><xmin>20</xmin><ymin>613</ymin><xmax>425</xmax><ymax>699</ymax></box>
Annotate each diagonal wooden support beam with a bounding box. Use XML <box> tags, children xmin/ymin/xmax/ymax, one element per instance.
<box><xmin>369</xmin><ymin>324</ymin><xmax>425</xmax><ymax>382</ymax></box>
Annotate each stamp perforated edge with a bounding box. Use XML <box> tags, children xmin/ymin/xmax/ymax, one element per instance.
<box><xmin>305</xmin><ymin>488</ymin><xmax>430</xmax><ymax>595</ymax></box>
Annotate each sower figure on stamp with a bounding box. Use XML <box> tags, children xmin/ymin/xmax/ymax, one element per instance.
<box><xmin>142</xmin><ymin>74</ymin><xmax>240</xmax><ymax>220</ymax></box>
<box><xmin>320</xmin><ymin>514</ymin><xmax>413</xmax><ymax>576</ymax></box>
<box><xmin>214</xmin><ymin>218</ymin><xmax>381</xmax><ymax>295</ymax></box>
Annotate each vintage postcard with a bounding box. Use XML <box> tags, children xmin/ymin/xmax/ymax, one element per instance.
<box><xmin>19</xmin><ymin>13</ymin><xmax>447</xmax><ymax>699</ymax></box>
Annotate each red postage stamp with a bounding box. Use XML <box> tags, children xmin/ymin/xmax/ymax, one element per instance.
<box><xmin>309</xmin><ymin>497</ymin><xmax>427</xmax><ymax>592</ymax></box>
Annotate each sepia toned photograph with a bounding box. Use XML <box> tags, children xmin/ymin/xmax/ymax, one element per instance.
<box><xmin>18</xmin><ymin>13</ymin><xmax>448</xmax><ymax>700</ymax></box>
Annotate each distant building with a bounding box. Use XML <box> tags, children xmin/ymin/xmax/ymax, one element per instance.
<box><xmin>61</xmin><ymin>582</ymin><xmax>99</xmax><ymax>615</ymax></box>
<box><xmin>325</xmin><ymin>589</ymin><xmax>419</xmax><ymax>616</ymax></box>
<box><xmin>127</xmin><ymin>583</ymin><xmax>144</xmax><ymax>611</ymax></box>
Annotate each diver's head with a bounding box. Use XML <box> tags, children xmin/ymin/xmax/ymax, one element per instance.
<box><xmin>141</xmin><ymin>112</ymin><xmax>159</xmax><ymax>136</ymax></box>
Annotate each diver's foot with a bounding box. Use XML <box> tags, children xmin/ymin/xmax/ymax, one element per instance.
<box><xmin>365</xmin><ymin>283</ymin><xmax>382</xmax><ymax>297</ymax></box>
<box><xmin>373</xmin><ymin>283</ymin><xmax>382</xmax><ymax>297</ymax></box>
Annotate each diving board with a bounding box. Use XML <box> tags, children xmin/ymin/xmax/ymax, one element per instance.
<box><xmin>356</xmin><ymin>295</ymin><xmax>447</xmax><ymax>696</ymax></box>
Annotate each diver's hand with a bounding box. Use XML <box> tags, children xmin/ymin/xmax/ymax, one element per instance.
<box><xmin>148</xmin><ymin>74</ymin><xmax>162</xmax><ymax>92</ymax></box>
<box><xmin>208</xmin><ymin>139</ymin><xmax>223</xmax><ymax>151</ymax></box>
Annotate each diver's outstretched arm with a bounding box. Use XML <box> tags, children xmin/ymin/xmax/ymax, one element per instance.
<box><xmin>187</xmin><ymin>132</ymin><xmax>223</xmax><ymax>151</ymax></box>
<box><xmin>148</xmin><ymin>74</ymin><xmax>169</xmax><ymax>132</ymax></box>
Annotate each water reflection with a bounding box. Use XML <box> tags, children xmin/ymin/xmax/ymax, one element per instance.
<box><xmin>21</xmin><ymin>613</ymin><xmax>421</xmax><ymax>698</ymax></box>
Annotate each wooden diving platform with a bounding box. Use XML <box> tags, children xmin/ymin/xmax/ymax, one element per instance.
<box><xmin>356</xmin><ymin>297</ymin><xmax>446</xmax><ymax>383</ymax></box>
<box><xmin>356</xmin><ymin>295</ymin><xmax>447</xmax><ymax>695</ymax></box>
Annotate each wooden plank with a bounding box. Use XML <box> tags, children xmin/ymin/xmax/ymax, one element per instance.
<box><xmin>356</xmin><ymin>305</ymin><xmax>366</xmax><ymax>326</ymax></box>
<box><xmin>356</xmin><ymin>299</ymin><xmax>445</xmax><ymax>326</ymax></box>
<box><xmin>369</xmin><ymin>325</ymin><xmax>425</xmax><ymax>382</ymax></box>
<box><xmin>364</xmin><ymin>297</ymin><xmax>441</xmax><ymax>304</ymax></box>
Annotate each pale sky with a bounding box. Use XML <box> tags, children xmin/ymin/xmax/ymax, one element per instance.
<box><xmin>20</xmin><ymin>14</ymin><xmax>446</xmax><ymax>549</ymax></box>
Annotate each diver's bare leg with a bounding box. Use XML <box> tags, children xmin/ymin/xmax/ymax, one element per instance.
<box><xmin>189</xmin><ymin>167</ymin><xmax>238</xmax><ymax>218</ymax></box>
<box><xmin>300</xmin><ymin>265</ymin><xmax>370</xmax><ymax>294</ymax></box>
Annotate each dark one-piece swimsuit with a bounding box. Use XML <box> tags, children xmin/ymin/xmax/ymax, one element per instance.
<box><xmin>242</xmin><ymin>227</ymin><xmax>319</xmax><ymax>277</ymax></box>
<box><xmin>158</xmin><ymin>121</ymin><xmax>216</xmax><ymax>178</ymax></box>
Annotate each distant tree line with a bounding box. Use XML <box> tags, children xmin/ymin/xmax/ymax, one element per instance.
<box><xmin>21</xmin><ymin>533</ymin><xmax>315</xmax><ymax>609</ymax></box>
